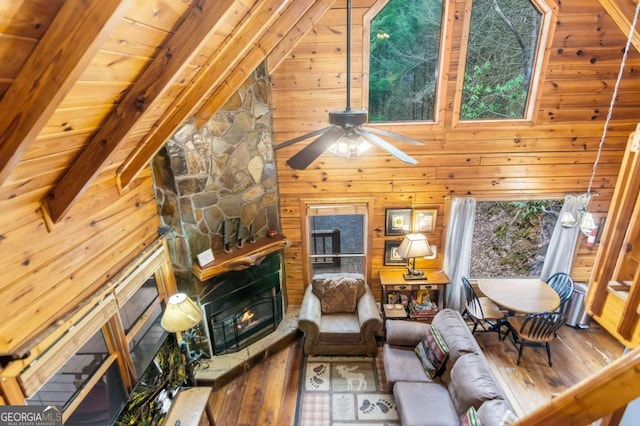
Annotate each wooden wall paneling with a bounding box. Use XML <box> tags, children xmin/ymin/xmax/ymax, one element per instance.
<box><xmin>267</xmin><ymin>0</ymin><xmax>340</xmax><ymax>74</ymax></box>
<box><xmin>193</xmin><ymin>0</ymin><xmax>320</xmax><ymax>127</ymax></box>
<box><xmin>599</xmin><ymin>0</ymin><xmax>640</xmax><ymax>52</ymax></box>
<box><xmin>44</xmin><ymin>0</ymin><xmax>240</xmax><ymax>224</ymax></box>
<box><xmin>0</xmin><ymin>0</ymin><xmax>134</xmax><ymax>186</ymax></box>
<box><xmin>0</xmin><ymin>208</ymin><xmax>160</xmax><ymax>355</ymax></box>
<box><xmin>0</xmin><ymin>178</ymin><xmax>156</xmax><ymax>288</ymax></box>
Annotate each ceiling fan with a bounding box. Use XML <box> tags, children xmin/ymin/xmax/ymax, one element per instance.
<box><xmin>274</xmin><ymin>0</ymin><xmax>424</xmax><ymax>170</ymax></box>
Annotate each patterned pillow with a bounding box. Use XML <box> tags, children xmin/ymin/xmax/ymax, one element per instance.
<box><xmin>414</xmin><ymin>324</ymin><xmax>449</xmax><ymax>377</ymax></box>
<box><xmin>461</xmin><ymin>406</ymin><xmax>482</xmax><ymax>426</ymax></box>
<box><xmin>312</xmin><ymin>277</ymin><xmax>364</xmax><ymax>313</ymax></box>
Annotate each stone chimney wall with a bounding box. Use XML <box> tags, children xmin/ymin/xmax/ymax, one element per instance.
<box><xmin>152</xmin><ymin>63</ymin><xmax>279</xmax><ymax>289</ymax></box>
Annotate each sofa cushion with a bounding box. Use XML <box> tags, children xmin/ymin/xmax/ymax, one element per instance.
<box><xmin>318</xmin><ymin>314</ymin><xmax>361</xmax><ymax>342</ymax></box>
<box><xmin>477</xmin><ymin>400</ymin><xmax>518</xmax><ymax>426</ymax></box>
<box><xmin>414</xmin><ymin>324</ymin><xmax>449</xmax><ymax>378</ymax></box>
<box><xmin>460</xmin><ymin>406</ymin><xmax>481</xmax><ymax>426</ymax></box>
<box><xmin>312</xmin><ymin>275</ymin><xmax>365</xmax><ymax>313</ymax></box>
<box><xmin>448</xmin><ymin>353</ymin><xmax>503</xmax><ymax>416</ymax></box>
<box><xmin>432</xmin><ymin>309</ymin><xmax>477</xmax><ymax>364</ymax></box>
<box><xmin>383</xmin><ymin>344</ymin><xmax>433</xmax><ymax>385</ymax></box>
<box><xmin>394</xmin><ymin>381</ymin><xmax>459</xmax><ymax>426</ymax></box>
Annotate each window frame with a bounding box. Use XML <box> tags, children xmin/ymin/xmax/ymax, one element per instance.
<box><xmin>300</xmin><ymin>198</ymin><xmax>374</xmax><ymax>284</ymax></box>
<box><xmin>2</xmin><ymin>240</ymin><xmax>177</xmax><ymax>423</ymax></box>
<box><xmin>452</xmin><ymin>0</ymin><xmax>557</xmax><ymax>128</ymax></box>
<box><xmin>362</xmin><ymin>0</ymin><xmax>454</xmax><ymax>130</ymax></box>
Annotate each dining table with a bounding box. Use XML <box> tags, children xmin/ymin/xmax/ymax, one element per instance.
<box><xmin>476</xmin><ymin>278</ymin><xmax>560</xmax><ymax>314</ymax></box>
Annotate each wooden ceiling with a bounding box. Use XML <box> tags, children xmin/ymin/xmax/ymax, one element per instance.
<box><xmin>0</xmin><ymin>0</ymin><xmax>637</xmax><ymax>226</ymax></box>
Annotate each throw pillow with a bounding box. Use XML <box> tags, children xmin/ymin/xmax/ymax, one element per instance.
<box><xmin>414</xmin><ymin>324</ymin><xmax>449</xmax><ymax>378</ymax></box>
<box><xmin>312</xmin><ymin>277</ymin><xmax>363</xmax><ymax>313</ymax></box>
<box><xmin>461</xmin><ymin>406</ymin><xmax>482</xmax><ymax>426</ymax></box>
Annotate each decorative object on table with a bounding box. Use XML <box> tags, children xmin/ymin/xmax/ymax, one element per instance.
<box><xmin>249</xmin><ymin>224</ymin><xmax>256</xmax><ymax>243</ymax></box>
<box><xmin>267</xmin><ymin>229</ymin><xmax>278</xmax><ymax>238</ymax></box>
<box><xmin>160</xmin><ymin>293</ymin><xmax>204</xmax><ymax>385</ymax></box>
<box><xmin>196</xmin><ymin>248</ymin><xmax>215</xmax><ymax>267</ymax></box>
<box><xmin>383</xmin><ymin>240</ymin><xmax>405</xmax><ymax>266</ymax></box>
<box><xmin>223</xmin><ymin>219</ymin><xmax>233</xmax><ymax>253</ymax></box>
<box><xmin>396</xmin><ymin>233</ymin><xmax>434</xmax><ymax>280</ymax></box>
<box><xmin>412</xmin><ymin>208</ymin><xmax>437</xmax><ymax>234</ymax></box>
<box><xmin>236</xmin><ymin>219</ymin><xmax>244</xmax><ymax>249</ymax></box>
<box><xmin>273</xmin><ymin>0</ymin><xmax>423</xmax><ymax>170</ymax></box>
<box><xmin>385</xmin><ymin>208</ymin><xmax>412</xmax><ymax>236</ymax></box>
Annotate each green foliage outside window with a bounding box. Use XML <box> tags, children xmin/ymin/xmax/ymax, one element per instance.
<box><xmin>461</xmin><ymin>0</ymin><xmax>542</xmax><ymax>120</ymax></box>
<box><xmin>369</xmin><ymin>0</ymin><xmax>443</xmax><ymax>121</ymax></box>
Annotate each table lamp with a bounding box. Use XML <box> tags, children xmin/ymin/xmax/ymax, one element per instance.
<box><xmin>397</xmin><ymin>233</ymin><xmax>433</xmax><ymax>280</ymax></box>
<box><xmin>161</xmin><ymin>293</ymin><xmax>204</xmax><ymax>385</ymax></box>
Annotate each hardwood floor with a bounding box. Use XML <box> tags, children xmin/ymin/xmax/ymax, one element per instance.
<box><xmin>207</xmin><ymin>321</ymin><xmax>625</xmax><ymax>425</ymax></box>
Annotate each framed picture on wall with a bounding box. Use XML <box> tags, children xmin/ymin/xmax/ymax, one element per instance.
<box><xmin>413</xmin><ymin>209</ymin><xmax>438</xmax><ymax>234</ymax></box>
<box><xmin>385</xmin><ymin>208</ymin><xmax>412</xmax><ymax>235</ymax></box>
<box><xmin>384</xmin><ymin>240</ymin><xmax>406</xmax><ymax>266</ymax></box>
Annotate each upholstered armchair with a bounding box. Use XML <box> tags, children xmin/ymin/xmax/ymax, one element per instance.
<box><xmin>298</xmin><ymin>273</ymin><xmax>382</xmax><ymax>356</ymax></box>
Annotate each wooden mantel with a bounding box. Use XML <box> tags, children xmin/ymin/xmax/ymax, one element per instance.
<box><xmin>193</xmin><ymin>235</ymin><xmax>291</xmax><ymax>281</ymax></box>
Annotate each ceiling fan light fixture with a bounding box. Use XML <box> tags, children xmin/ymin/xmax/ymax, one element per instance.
<box><xmin>328</xmin><ymin>129</ymin><xmax>372</xmax><ymax>158</ymax></box>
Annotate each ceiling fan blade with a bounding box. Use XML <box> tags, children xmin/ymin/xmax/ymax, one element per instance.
<box><xmin>365</xmin><ymin>127</ymin><xmax>424</xmax><ymax>146</ymax></box>
<box><xmin>286</xmin><ymin>127</ymin><xmax>345</xmax><ymax>170</ymax></box>
<box><xmin>274</xmin><ymin>127</ymin><xmax>333</xmax><ymax>150</ymax></box>
<box><xmin>357</xmin><ymin>128</ymin><xmax>418</xmax><ymax>165</ymax></box>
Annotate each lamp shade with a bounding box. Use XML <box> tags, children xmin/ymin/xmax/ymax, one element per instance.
<box><xmin>397</xmin><ymin>233</ymin><xmax>432</xmax><ymax>259</ymax></box>
<box><xmin>161</xmin><ymin>293</ymin><xmax>203</xmax><ymax>332</ymax></box>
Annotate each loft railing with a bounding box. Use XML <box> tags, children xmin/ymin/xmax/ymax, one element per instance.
<box><xmin>512</xmin><ymin>345</ymin><xmax>640</xmax><ymax>425</ymax></box>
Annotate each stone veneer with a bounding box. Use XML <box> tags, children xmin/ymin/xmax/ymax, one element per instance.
<box><xmin>152</xmin><ymin>62</ymin><xmax>280</xmax><ymax>290</ymax></box>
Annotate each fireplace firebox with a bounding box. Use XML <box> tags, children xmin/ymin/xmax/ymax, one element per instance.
<box><xmin>199</xmin><ymin>252</ymin><xmax>284</xmax><ymax>355</ymax></box>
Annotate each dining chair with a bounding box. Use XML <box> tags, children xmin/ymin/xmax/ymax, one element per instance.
<box><xmin>507</xmin><ymin>311</ymin><xmax>566</xmax><ymax>366</ymax></box>
<box><xmin>545</xmin><ymin>272</ymin><xmax>575</xmax><ymax>311</ymax></box>
<box><xmin>461</xmin><ymin>277</ymin><xmax>507</xmax><ymax>340</ymax></box>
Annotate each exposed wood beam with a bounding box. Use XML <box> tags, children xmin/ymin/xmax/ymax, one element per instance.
<box><xmin>194</xmin><ymin>0</ymin><xmax>337</xmax><ymax>128</ymax></box>
<box><xmin>117</xmin><ymin>0</ymin><xmax>308</xmax><ymax>189</ymax></box>
<box><xmin>599</xmin><ymin>0</ymin><xmax>640</xmax><ymax>53</ymax></box>
<box><xmin>0</xmin><ymin>0</ymin><xmax>132</xmax><ymax>186</ymax></box>
<box><xmin>44</xmin><ymin>0</ymin><xmax>238</xmax><ymax>224</ymax></box>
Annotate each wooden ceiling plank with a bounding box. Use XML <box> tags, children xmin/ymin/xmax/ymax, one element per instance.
<box><xmin>0</xmin><ymin>0</ymin><xmax>133</xmax><ymax>186</ymax></box>
<box><xmin>117</xmin><ymin>0</ymin><xmax>298</xmax><ymax>189</ymax></box>
<box><xmin>44</xmin><ymin>0</ymin><xmax>239</xmax><ymax>224</ymax></box>
<box><xmin>599</xmin><ymin>0</ymin><xmax>640</xmax><ymax>52</ymax></box>
<box><xmin>195</xmin><ymin>0</ymin><xmax>337</xmax><ymax>127</ymax></box>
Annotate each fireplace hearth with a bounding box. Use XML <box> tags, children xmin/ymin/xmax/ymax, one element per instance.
<box><xmin>199</xmin><ymin>252</ymin><xmax>284</xmax><ymax>356</ymax></box>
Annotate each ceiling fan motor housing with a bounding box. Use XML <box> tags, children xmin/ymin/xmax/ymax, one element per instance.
<box><xmin>329</xmin><ymin>110</ymin><xmax>368</xmax><ymax>127</ymax></box>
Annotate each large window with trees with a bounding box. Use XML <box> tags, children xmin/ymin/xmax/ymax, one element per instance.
<box><xmin>367</xmin><ymin>0</ymin><xmax>554</xmax><ymax>124</ymax></box>
<box><xmin>459</xmin><ymin>0</ymin><xmax>543</xmax><ymax>120</ymax></box>
<box><xmin>368</xmin><ymin>0</ymin><xmax>445</xmax><ymax>121</ymax></box>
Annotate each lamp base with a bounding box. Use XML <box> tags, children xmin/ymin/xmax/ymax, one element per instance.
<box><xmin>403</xmin><ymin>271</ymin><xmax>427</xmax><ymax>280</ymax></box>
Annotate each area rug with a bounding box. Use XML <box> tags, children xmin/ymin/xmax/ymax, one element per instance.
<box><xmin>295</xmin><ymin>347</ymin><xmax>400</xmax><ymax>426</ymax></box>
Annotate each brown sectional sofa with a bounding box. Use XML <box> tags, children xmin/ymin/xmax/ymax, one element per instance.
<box><xmin>383</xmin><ymin>309</ymin><xmax>517</xmax><ymax>426</ymax></box>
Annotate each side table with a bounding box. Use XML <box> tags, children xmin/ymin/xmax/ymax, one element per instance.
<box><xmin>379</xmin><ymin>270</ymin><xmax>450</xmax><ymax>323</ymax></box>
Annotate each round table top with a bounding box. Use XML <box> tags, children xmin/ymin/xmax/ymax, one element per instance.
<box><xmin>476</xmin><ymin>278</ymin><xmax>560</xmax><ymax>314</ymax></box>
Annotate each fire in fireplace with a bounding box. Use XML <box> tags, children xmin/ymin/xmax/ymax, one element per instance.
<box><xmin>199</xmin><ymin>252</ymin><xmax>284</xmax><ymax>355</ymax></box>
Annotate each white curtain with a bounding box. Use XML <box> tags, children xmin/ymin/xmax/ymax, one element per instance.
<box><xmin>540</xmin><ymin>194</ymin><xmax>587</xmax><ymax>280</ymax></box>
<box><xmin>444</xmin><ymin>197</ymin><xmax>476</xmax><ymax>311</ymax></box>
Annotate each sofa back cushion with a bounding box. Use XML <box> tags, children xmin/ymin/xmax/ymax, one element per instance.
<box><xmin>312</xmin><ymin>274</ymin><xmax>366</xmax><ymax>313</ymax></box>
<box><xmin>447</xmin><ymin>353</ymin><xmax>504</xmax><ymax>416</ymax></box>
<box><xmin>477</xmin><ymin>400</ymin><xmax>518</xmax><ymax>426</ymax></box>
<box><xmin>432</xmin><ymin>309</ymin><xmax>477</xmax><ymax>365</ymax></box>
